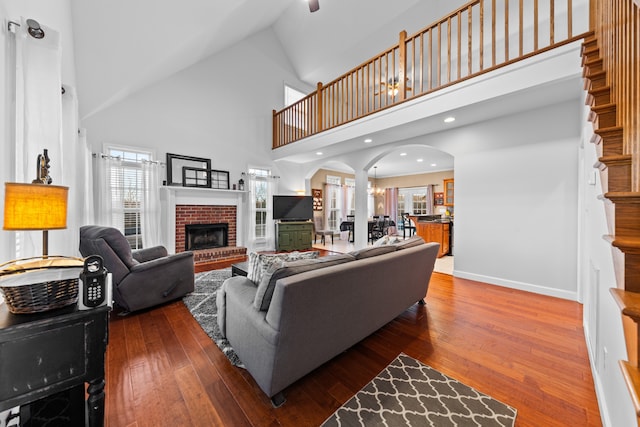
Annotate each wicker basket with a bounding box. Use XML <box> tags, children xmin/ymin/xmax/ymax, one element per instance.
<box><xmin>0</xmin><ymin>256</ymin><xmax>84</xmax><ymax>314</ymax></box>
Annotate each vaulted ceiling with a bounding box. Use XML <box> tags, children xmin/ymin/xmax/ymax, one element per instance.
<box><xmin>69</xmin><ymin>0</ymin><xmax>583</xmax><ymax>177</ymax></box>
<box><xmin>70</xmin><ymin>0</ymin><xmax>468</xmax><ymax>121</ymax></box>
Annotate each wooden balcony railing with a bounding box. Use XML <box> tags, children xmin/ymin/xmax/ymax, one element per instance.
<box><xmin>273</xmin><ymin>0</ymin><xmax>590</xmax><ymax>149</ymax></box>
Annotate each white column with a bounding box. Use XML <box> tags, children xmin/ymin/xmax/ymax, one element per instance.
<box><xmin>354</xmin><ymin>168</ymin><xmax>370</xmax><ymax>249</ymax></box>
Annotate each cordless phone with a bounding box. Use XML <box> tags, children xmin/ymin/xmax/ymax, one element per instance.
<box><xmin>78</xmin><ymin>255</ymin><xmax>108</xmax><ymax>309</ymax></box>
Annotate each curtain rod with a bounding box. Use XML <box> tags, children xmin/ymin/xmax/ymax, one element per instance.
<box><xmin>92</xmin><ymin>153</ymin><xmax>165</xmax><ymax>166</ymax></box>
<box><xmin>7</xmin><ymin>21</ymin><xmax>20</xmax><ymax>33</ymax></box>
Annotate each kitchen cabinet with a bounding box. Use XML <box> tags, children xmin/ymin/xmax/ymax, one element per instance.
<box><xmin>444</xmin><ymin>179</ymin><xmax>454</xmax><ymax>206</ymax></box>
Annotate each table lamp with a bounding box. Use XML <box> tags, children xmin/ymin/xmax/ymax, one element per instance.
<box><xmin>3</xmin><ymin>150</ymin><xmax>68</xmax><ymax>259</ymax></box>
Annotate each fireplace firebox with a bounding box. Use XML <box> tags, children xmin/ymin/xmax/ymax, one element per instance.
<box><xmin>185</xmin><ymin>223</ymin><xmax>228</xmax><ymax>251</ymax></box>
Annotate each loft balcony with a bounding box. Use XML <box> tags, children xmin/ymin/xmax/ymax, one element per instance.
<box><xmin>272</xmin><ymin>0</ymin><xmax>590</xmax><ymax>153</ymax></box>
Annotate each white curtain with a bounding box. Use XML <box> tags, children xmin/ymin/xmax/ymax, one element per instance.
<box><xmin>78</xmin><ymin>129</ymin><xmax>95</xmax><ymax>225</ymax></box>
<box><xmin>247</xmin><ymin>173</ymin><xmax>276</xmax><ymax>251</ymax></box>
<box><xmin>141</xmin><ymin>161</ymin><xmax>162</xmax><ymax>248</ymax></box>
<box><xmin>265</xmin><ymin>178</ymin><xmax>275</xmax><ymax>250</ymax></box>
<box><xmin>48</xmin><ymin>86</ymin><xmax>93</xmax><ymax>257</ymax></box>
<box><xmin>323</xmin><ymin>183</ymin><xmax>343</xmax><ymax>231</ymax></box>
<box><xmin>342</xmin><ymin>184</ymin><xmax>355</xmax><ymax>240</ymax></box>
<box><xmin>12</xmin><ymin>18</ymin><xmax>63</xmax><ymax>259</ymax></box>
<box><xmin>95</xmin><ymin>155</ymin><xmax>124</xmax><ymax>229</ymax></box>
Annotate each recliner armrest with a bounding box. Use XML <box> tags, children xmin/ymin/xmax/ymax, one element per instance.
<box><xmin>119</xmin><ymin>251</ymin><xmax>194</xmax><ymax>312</ymax></box>
<box><xmin>133</xmin><ymin>246</ymin><xmax>169</xmax><ymax>263</ymax></box>
<box><xmin>129</xmin><ymin>251</ymin><xmax>193</xmax><ymax>273</ymax></box>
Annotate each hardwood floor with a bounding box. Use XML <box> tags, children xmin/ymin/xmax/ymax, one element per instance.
<box><xmin>104</xmin><ymin>272</ymin><xmax>602</xmax><ymax>426</ymax></box>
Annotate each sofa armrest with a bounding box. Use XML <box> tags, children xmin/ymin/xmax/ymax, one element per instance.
<box><xmin>225</xmin><ymin>278</ymin><xmax>281</xmax><ymax>395</ymax></box>
<box><xmin>216</xmin><ymin>276</ymin><xmax>250</xmax><ymax>338</ymax></box>
<box><xmin>225</xmin><ymin>278</ymin><xmax>279</xmax><ymax>344</ymax></box>
<box><xmin>132</xmin><ymin>246</ymin><xmax>169</xmax><ymax>263</ymax></box>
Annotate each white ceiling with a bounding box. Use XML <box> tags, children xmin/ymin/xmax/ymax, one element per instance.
<box><xmin>69</xmin><ymin>0</ymin><xmax>581</xmax><ymax>178</ymax></box>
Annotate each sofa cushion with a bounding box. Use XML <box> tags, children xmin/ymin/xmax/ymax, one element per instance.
<box><xmin>246</xmin><ymin>251</ymin><xmax>319</xmax><ymax>284</ymax></box>
<box><xmin>349</xmin><ymin>245</ymin><xmax>397</xmax><ymax>260</ymax></box>
<box><xmin>393</xmin><ymin>235</ymin><xmax>425</xmax><ymax>250</ymax></box>
<box><xmin>254</xmin><ymin>254</ymin><xmax>355</xmax><ymax>311</ymax></box>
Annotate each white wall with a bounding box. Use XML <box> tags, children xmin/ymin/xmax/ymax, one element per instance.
<box><xmin>82</xmin><ymin>26</ymin><xmax>312</xmax><ymax>187</ymax></box>
<box><xmin>579</xmin><ymin>115</ymin><xmax>634</xmax><ymax>427</ymax></box>
<box><xmin>455</xmin><ymin>140</ymin><xmax>579</xmax><ymax>298</ymax></box>
<box><xmin>451</xmin><ymin>100</ymin><xmax>580</xmax><ymax>299</ymax></box>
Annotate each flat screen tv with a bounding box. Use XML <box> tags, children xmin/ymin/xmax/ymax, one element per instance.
<box><xmin>273</xmin><ymin>195</ymin><xmax>313</xmax><ymax>221</ymax></box>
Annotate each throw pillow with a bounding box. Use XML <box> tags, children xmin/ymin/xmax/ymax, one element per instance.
<box><xmin>373</xmin><ymin>235</ymin><xmax>390</xmax><ymax>246</ymax></box>
<box><xmin>246</xmin><ymin>251</ymin><xmax>320</xmax><ymax>285</ymax></box>
<box><xmin>253</xmin><ymin>254</ymin><xmax>355</xmax><ymax>311</ymax></box>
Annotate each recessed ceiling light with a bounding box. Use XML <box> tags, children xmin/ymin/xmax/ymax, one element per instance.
<box><xmin>444</xmin><ymin>116</ymin><xmax>456</xmax><ymax>123</ymax></box>
<box><xmin>431</xmin><ymin>163</ymin><xmax>437</xmax><ymax>167</ymax></box>
<box><xmin>316</xmin><ymin>151</ymin><xmax>323</xmax><ymax>155</ymax></box>
<box><xmin>364</xmin><ymin>138</ymin><xmax>373</xmax><ymax>143</ymax></box>
<box><xmin>400</xmin><ymin>152</ymin><xmax>407</xmax><ymax>156</ymax></box>
<box><xmin>417</xmin><ymin>158</ymin><xmax>424</xmax><ymax>162</ymax></box>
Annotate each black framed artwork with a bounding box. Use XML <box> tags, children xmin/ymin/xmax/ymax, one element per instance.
<box><xmin>182</xmin><ymin>167</ymin><xmax>210</xmax><ymax>188</ymax></box>
<box><xmin>166</xmin><ymin>153</ymin><xmax>211</xmax><ymax>187</ymax></box>
<box><xmin>210</xmin><ymin>170</ymin><xmax>230</xmax><ymax>189</ymax></box>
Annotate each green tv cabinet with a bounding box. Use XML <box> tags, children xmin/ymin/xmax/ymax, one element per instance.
<box><xmin>275</xmin><ymin>221</ymin><xmax>313</xmax><ymax>251</ymax></box>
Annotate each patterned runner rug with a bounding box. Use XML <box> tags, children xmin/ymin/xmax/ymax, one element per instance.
<box><xmin>321</xmin><ymin>353</ymin><xmax>517</xmax><ymax>427</ymax></box>
<box><xmin>183</xmin><ymin>268</ymin><xmax>244</xmax><ymax>367</ymax></box>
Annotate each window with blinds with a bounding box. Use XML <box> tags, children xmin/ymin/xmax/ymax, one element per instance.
<box><xmin>108</xmin><ymin>148</ymin><xmax>150</xmax><ymax>249</ymax></box>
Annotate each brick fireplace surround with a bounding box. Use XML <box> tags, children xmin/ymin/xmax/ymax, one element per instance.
<box><xmin>161</xmin><ymin>186</ymin><xmax>248</xmax><ymax>272</ymax></box>
<box><xmin>175</xmin><ymin>205</ymin><xmax>246</xmax><ymax>271</ymax></box>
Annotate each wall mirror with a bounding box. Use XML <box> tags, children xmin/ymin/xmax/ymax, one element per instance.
<box><xmin>166</xmin><ymin>153</ymin><xmax>211</xmax><ymax>187</ymax></box>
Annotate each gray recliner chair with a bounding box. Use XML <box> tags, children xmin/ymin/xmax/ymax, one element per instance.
<box><xmin>79</xmin><ymin>225</ymin><xmax>194</xmax><ymax>313</ymax></box>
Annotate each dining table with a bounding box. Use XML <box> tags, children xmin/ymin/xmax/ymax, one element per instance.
<box><xmin>339</xmin><ymin>219</ymin><xmax>395</xmax><ymax>243</ymax></box>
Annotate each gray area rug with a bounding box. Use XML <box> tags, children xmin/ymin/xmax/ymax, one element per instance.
<box><xmin>322</xmin><ymin>353</ymin><xmax>517</xmax><ymax>427</ymax></box>
<box><xmin>182</xmin><ymin>268</ymin><xmax>244</xmax><ymax>367</ymax></box>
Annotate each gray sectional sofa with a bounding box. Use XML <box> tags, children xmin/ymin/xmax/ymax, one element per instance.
<box><xmin>216</xmin><ymin>237</ymin><xmax>440</xmax><ymax>405</ymax></box>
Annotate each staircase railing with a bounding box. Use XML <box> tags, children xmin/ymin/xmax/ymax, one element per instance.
<box><xmin>273</xmin><ymin>0</ymin><xmax>589</xmax><ymax>149</ymax></box>
<box><xmin>582</xmin><ymin>0</ymin><xmax>640</xmax><ymax>422</ymax></box>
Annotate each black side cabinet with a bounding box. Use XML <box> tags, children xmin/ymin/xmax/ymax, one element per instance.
<box><xmin>0</xmin><ymin>304</ymin><xmax>110</xmax><ymax>426</ymax></box>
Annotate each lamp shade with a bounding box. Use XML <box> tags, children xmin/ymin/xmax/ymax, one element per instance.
<box><xmin>3</xmin><ymin>182</ymin><xmax>68</xmax><ymax>230</ymax></box>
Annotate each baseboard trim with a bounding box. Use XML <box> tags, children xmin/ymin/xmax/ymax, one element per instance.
<box><xmin>453</xmin><ymin>269</ymin><xmax>577</xmax><ymax>301</ymax></box>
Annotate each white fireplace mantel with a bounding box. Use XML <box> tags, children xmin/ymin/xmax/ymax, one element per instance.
<box><xmin>160</xmin><ymin>186</ymin><xmax>248</xmax><ymax>254</ymax></box>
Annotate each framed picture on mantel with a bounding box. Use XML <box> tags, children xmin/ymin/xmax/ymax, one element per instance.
<box><xmin>210</xmin><ymin>170</ymin><xmax>230</xmax><ymax>190</ymax></box>
<box><xmin>166</xmin><ymin>153</ymin><xmax>211</xmax><ymax>187</ymax></box>
<box><xmin>182</xmin><ymin>167</ymin><xmax>210</xmax><ymax>188</ymax></box>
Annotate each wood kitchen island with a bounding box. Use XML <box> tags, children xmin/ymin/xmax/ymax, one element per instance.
<box><xmin>409</xmin><ymin>216</ymin><xmax>451</xmax><ymax>258</ymax></box>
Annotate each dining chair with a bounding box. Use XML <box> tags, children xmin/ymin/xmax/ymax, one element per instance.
<box><xmin>313</xmin><ymin>216</ymin><xmax>333</xmax><ymax>245</ymax></box>
<box><xmin>402</xmin><ymin>213</ymin><xmax>416</xmax><ymax>238</ymax></box>
<box><xmin>346</xmin><ymin>215</ymin><xmax>355</xmax><ymax>241</ymax></box>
